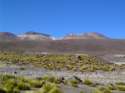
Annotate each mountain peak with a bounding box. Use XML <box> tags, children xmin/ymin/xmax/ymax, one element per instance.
<box><xmin>19</xmin><ymin>31</ymin><xmax>52</xmax><ymax>40</ymax></box>
<box><xmin>83</xmin><ymin>32</ymin><xmax>109</xmax><ymax>39</ymax></box>
<box><xmin>25</xmin><ymin>31</ymin><xmax>50</xmax><ymax>37</ymax></box>
<box><xmin>64</xmin><ymin>32</ymin><xmax>109</xmax><ymax>40</ymax></box>
<box><xmin>0</xmin><ymin>32</ymin><xmax>17</xmax><ymax>41</ymax></box>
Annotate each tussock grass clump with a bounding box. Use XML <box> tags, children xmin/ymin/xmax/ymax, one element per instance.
<box><xmin>27</xmin><ymin>79</ymin><xmax>44</xmax><ymax>88</ymax></box>
<box><xmin>80</xmin><ymin>91</ymin><xmax>85</xmax><ymax>93</ymax></box>
<box><xmin>115</xmin><ymin>82</ymin><xmax>125</xmax><ymax>91</ymax></box>
<box><xmin>69</xmin><ymin>79</ymin><xmax>79</xmax><ymax>87</ymax></box>
<box><xmin>93</xmin><ymin>87</ymin><xmax>112</xmax><ymax>93</ymax></box>
<box><xmin>48</xmin><ymin>86</ymin><xmax>62</xmax><ymax>93</ymax></box>
<box><xmin>116</xmin><ymin>82</ymin><xmax>125</xmax><ymax>86</ymax></box>
<box><xmin>107</xmin><ymin>84</ymin><xmax>117</xmax><ymax>90</ymax></box>
<box><xmin>42</xmin><ymin>75</ymin><xmax>63</xmax><ymax>84</ymax></box>
<box><xmin>42</xmin><ymin>75</ymin><xmax>57</xmax><ymax>83</ymax></box>
<box><xmin>37</xmin><ymin>82</ymin><xmax>62</xmax><ymax>93</ymax></box>
<box><xmin>2</xmin><ymin>80</ymin><xmax>20</xmax><ymax>93</ymax></box>
<box><xmin>0</xmin><ymin>87</ymin><xmax>6</xmax><ymax>93</ymax></box>
<box><xmin>116</xmin><ymin>85</ymin><xmax>125</xmax><ymax>91</ymax></box>
<box><xmin>93</xmin><ymin>88</ymin><xmax>103</xmax><ymax>93</ymax></box>
<box><xmin>16</xmin><ymin>81</ymin><xmax>31</xmax><ymax>90</ymax></box>
<box><xmin>83</xmin><ymin>79</ymin><xmax>93</xmax><ymax>86</ymax></box>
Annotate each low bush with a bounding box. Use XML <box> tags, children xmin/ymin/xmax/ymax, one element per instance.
<box><xmin>107</xmin><ymin>84</ymin><xmax>117</xmax><ymax>90</ymax></box>
<box><xmin>83</xmin><ymin>79</ymin><xmax>93</xmax><ymax>86</ymax></box>
<box><xmin>116</xmin><ymin>85</ymin><xmax>125</xmax><ymax>91</ymax></box>
<box><xmin>69</xmin><ymin>79</ymin><xmax>79</xmax><ymax>87</ymax></box>
<box><xmin>37</xmin><ymin>82</ymin><xmax>62</xmax><ymax>93</ymax></box>
<box><xmin>93</xmin><ymin>87</ymin><xmax>112</xmax><ymax>93</ymax></box>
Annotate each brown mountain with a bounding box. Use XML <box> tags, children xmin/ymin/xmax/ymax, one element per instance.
<box><xmin>0</xmin><ymin>32</ymin><xmax>17</xmax><ymax>41</ymax></box>
<box><xmin>64</xmin><ymin>32</ymin><xmax>109</xmax><ymax>40</ymax></box>
<box><xmin>0</xmin><ymin>32</ymin><xmax>125</xmax><ymax>55</ymax></box>
<box><xmin>18</xmin><ymin>31</ymin><xmax>52</xmax><ymax>41</ymax></box>
<box><xmin>0</xmin><ymin>39</ymin><xmax>125</xmax><ymax>55</ymax></box>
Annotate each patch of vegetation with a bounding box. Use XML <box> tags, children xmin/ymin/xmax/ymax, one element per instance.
<box><xmin>0</xmin><ymin>52</ymin><xmax>119</xmax><ymax>72</ymax></box>
<box><xmin>83</xmin><ymin>79</ymin><xmax>93</xmax><ymax>86</ymax></box>
<box><xmin>93</xmin><ymin>87</ymin><xmax>112</xmax><ymax>93</ymax></box>
<box><xmin>80</xmin><ymin>91</ymin><xmax>85</xmax><ymax>93</ymax></box>
<box><xmin>34</xmin><ymin>82</ymin><xmax>62</xmax><ymax>93</ymax></box>
<box><xmin>116</xmin><ymin>82</ymin><xmax>125</xmax><ymax>86</ymax></box>
<box><xmin>69</xmin><ymin>79</ymin><xmax>79</xmax><ymax>87</ymax></box>
<box><xmin>0</xmin><ymin>75</ymin><xmax>31</xmax><ymax>93</ymax></box>
<box><xmin>107</xmin><ymin>84</ymin><xmax>117</xmax><ymax>90</ymax></box>
<box><xmin>28</xmin><ymin>79</ymin><xmax>44</xmax><ymax>88</ymax></box>
<box><xmin>0</xmin><ymin>74</ymin><xmax>63</xmax><ymax>93</ymax></box>
<box><xmin>115</xmin><ymin>82</ymin><xmax>125</xmax><ymax>91</ymax></box>
<box><xmin>116</xmin><ymin>85</ymin><xmax>125</xmax><ymax>91</ymax></box>
<box><xmin>0</xmin><ymin>74</ymin><xmax>124</xmax><ymax>93</ymax></box>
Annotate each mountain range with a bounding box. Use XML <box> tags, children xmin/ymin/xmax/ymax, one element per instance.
<box><xmin>0</xmin><ymin>31</ymin><xmax>52</xmax><ymax>41</ymax></box>
<box><xmin>0</xmin><ymin>31</ymin><xmax>109</xmax><ymax>41</ymax></box>
<box><xmin>64</xmin><ymin>32</ymin><xmax>109</xmax><ymax>40</ymax></box>
<box><xmin>0</xmin><ymin>31</ymin><xmax>125</xmax><ymax>55</ymax></box>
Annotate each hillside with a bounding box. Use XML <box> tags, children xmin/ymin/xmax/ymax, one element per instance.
<box><xmin>64</xmin><ymin>32</ymin><xmax>109</xmax><ymax>40</ymax></box>
<box><xmin>0</xmin><ymin>39</ymin><xmax>125</xmax><ymax>55</ymax></box>
<box><xmin>0</xmin><ymin>32</ymin><xmax>17</xmax><ymax>41</ymax></box>
<box><xmin>0</xmin><ymin>32</ymin><xmax>125</xmax><ymax>55</ymax></box>
<box><xmin>18</xmin><ymin>31</ymin><xmax>52</xmax><ymax>40</ymax></box>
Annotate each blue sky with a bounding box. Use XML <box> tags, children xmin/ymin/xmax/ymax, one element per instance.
<box><xmin>0</xmin><ymin>0</ymin><xmax>125</xmax><ymax>38</ymax></box>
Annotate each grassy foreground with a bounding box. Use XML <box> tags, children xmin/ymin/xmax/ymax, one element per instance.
<box><xmin>0</xmin><ymin>74</ymin><xmax>125</xmax><ymax>93</ymax></box>
<box><xmin>0</xmin><ymin>52</ymin><xmax>123</xmax><ymax>72</ymax></box>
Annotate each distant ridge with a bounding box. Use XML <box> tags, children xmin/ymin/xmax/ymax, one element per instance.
<box><xmin>0</xmin><ymin>31</ymin><xmax>125</xmax><ymax>54</ymax></box>
<box><xmin>25</xmin><ymin>31</ymin><xmax>50</xmax><ymax>37</ymax></box>
<box><xmin>0</xmin><ymin>32</ymin><xmax>17</xmax><ymax>41</ymax></box>
<box><xmin>18</xmin><ymin>31</ymin><xmax>52</xmax><ymax>41</ymax></box>
<box><xmin>0</xmin><ymin>31</ymin><xmax>110</xmax><ymax>41</ymax></box>
<box><xmin>64</xmin><ymin>32</ymin><xmax>109</xmax><ymax>40</ymax></box>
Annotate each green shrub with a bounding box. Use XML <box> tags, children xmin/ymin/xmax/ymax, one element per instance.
<box><xmin>0</xmin><ymin>87</ymin><xmax>6</xmax><ymax>93</ymax></box>
<box><xmin>37</xmin><ymin>82</ymin><xmax>61</xmax><ymax>93</ymax></box>
<box><xmin>3</xmin><ymin>79</ymin><xmax>18</xmax><ymax>92</ymax></box>
<box><xmin>80</xmin><ymin>91</ymin><xmax>85</xmax><ymax>93</ymax></box>
<box><xmin>69</xmin><ymin>79</ymin><xmax>79</xmax><ymax>87</ymax></box>
<box><xmin>116</xmin><ymin>82</ymin><xmax>125</xmax><ymax>85</ymax></box>
<box><xmin>98</xmin><ymin>86</ymin><xmax>112</xmax><ymax>93</ymax></box>
<box><xmin>93</xmin><ymin>88</ymin><xmax>103</xmax><ymax>93</ymax></box>
<box><xmin>48</xmin><ymin>86</ymin><xmax>62</xmax><ymax>93</ymax></box>
<box><xmin>107</xmin><ymin>84</ymin><xmax>117</xmax><ymax>90</ymax></box>
<box><xmin>116</xmin><ymin>85</ymin><xmax>125</xmax><ymax>91</ymax></box>
<box><xmin>28</xmin><ymin>79</ymin><xmax>44</xmax><ymax>88</ymax></box>
<box><xmin>93</xmin><ymin>87</ymin><xmax>112</xmax><ymax>93</ymax></box>
<box><xmin>16</xmin><ymin>82</ymin><xmax>31</xmax><ymax>90</ymax></box>
<box><xmin>83</xmin><ymin>79</ymin><xmax>93</xmax><ymax>86</ymax></box>
<box><xmin>42</xmin><ymin>76</ymin><xmax>59</xmax><ymax>84</ymax></box>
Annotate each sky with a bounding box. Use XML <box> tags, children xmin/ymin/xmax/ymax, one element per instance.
<box><xmin>0</xmin><ymin>0</ymin><xmax>125</xmax><ymax>38</ymax></box>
